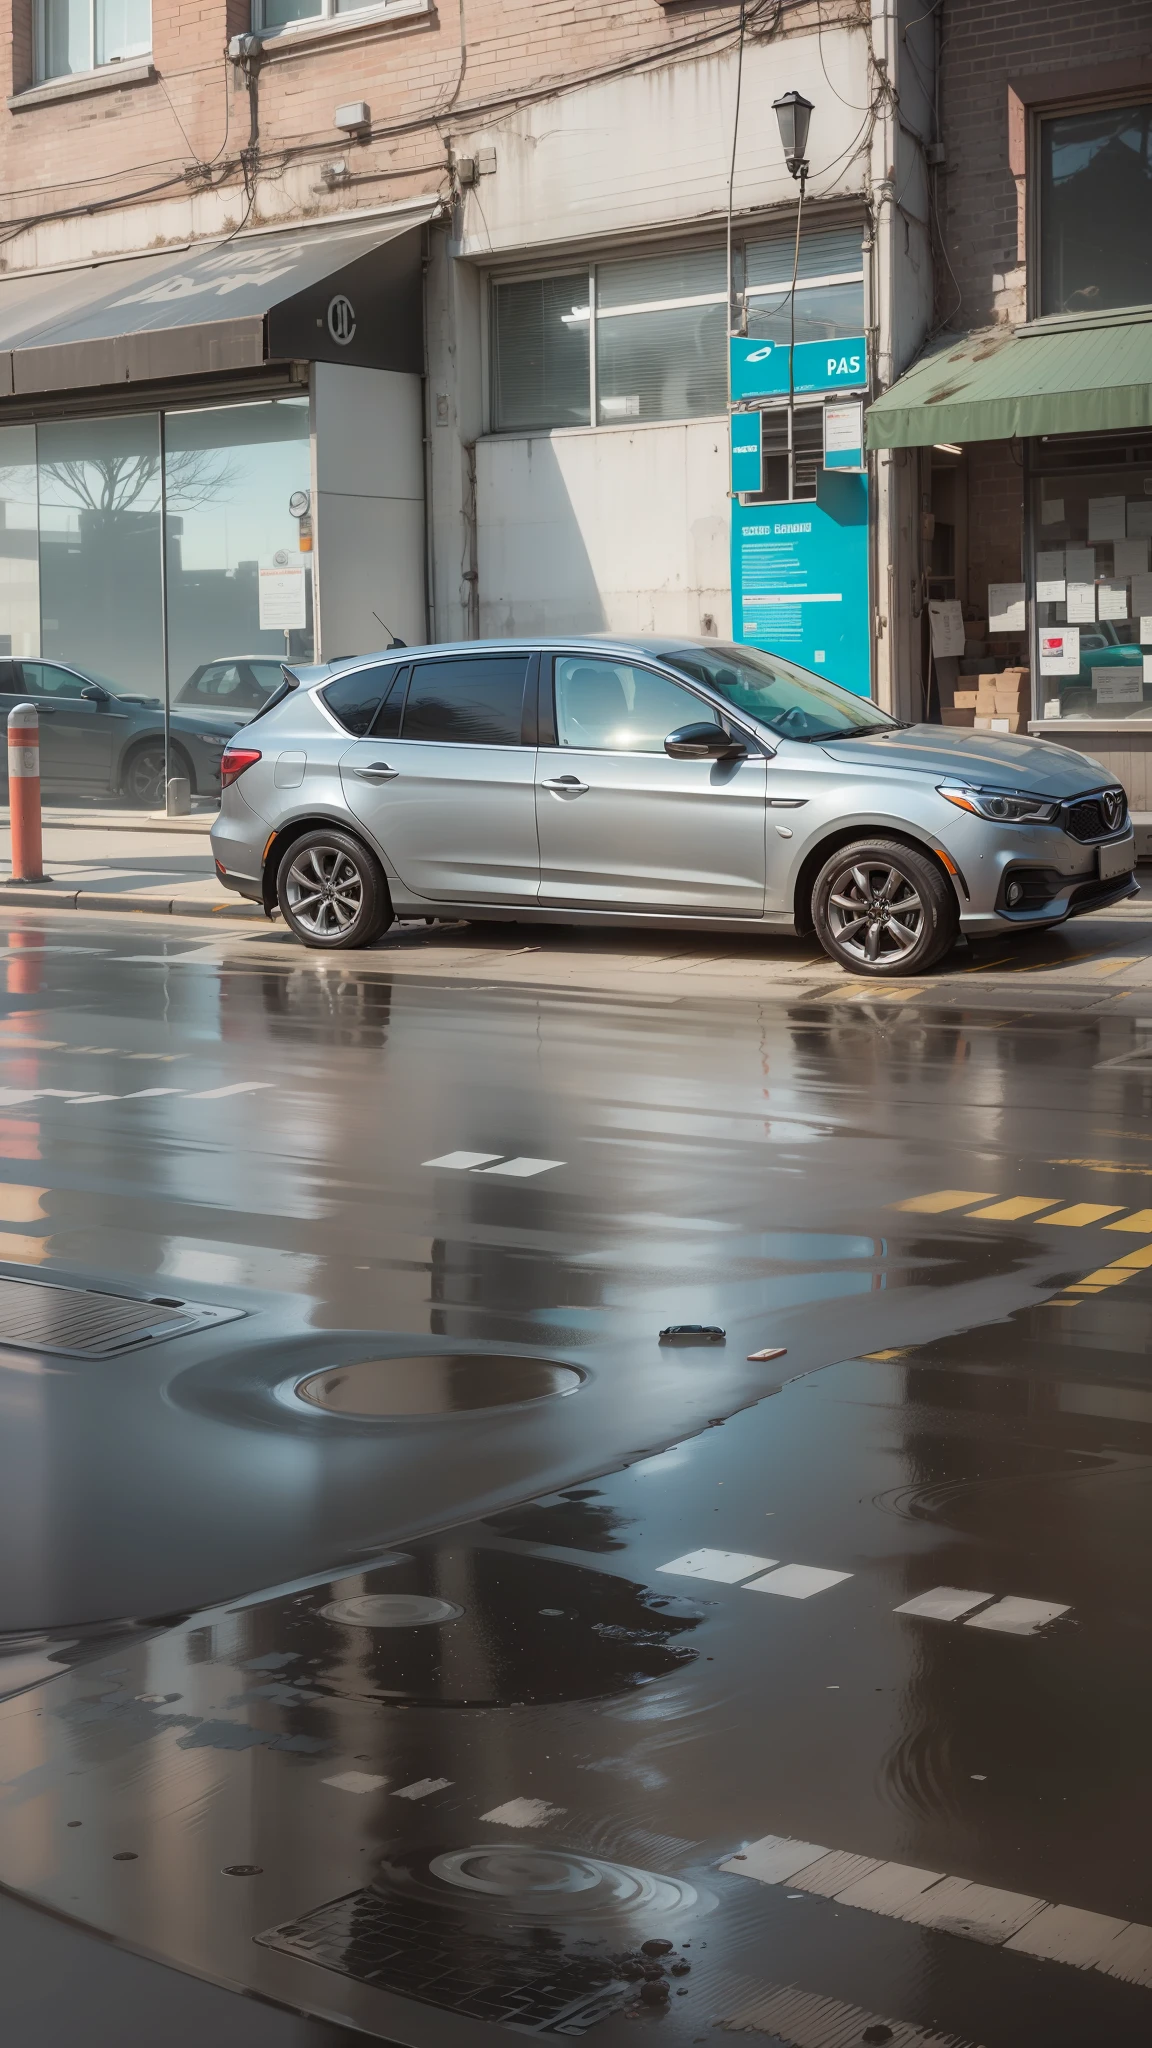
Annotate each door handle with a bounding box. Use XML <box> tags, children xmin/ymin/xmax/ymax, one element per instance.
<box><xmin>542</xmin><ymin>774</ymin><xmax>589</xmax><ymax>795</ymax></box>
<box><xmin>351</xmin><ymin>762</ymin><xmax>398</xmax><ymax>781</ymax></box>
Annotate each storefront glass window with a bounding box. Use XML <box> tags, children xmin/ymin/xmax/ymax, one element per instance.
<box><xmin>164</xmin><ymin>398</ymin><xmax>314</xmax><ymax>693</ymax></box>
<box><xmin>1032</xmin><ymin>458</ymin><xmax>1152</xmax><ymax>720</ymax></box>
<box><xmin>491</xmin><ymin>275</ymin><xmax>591</xmax><ymax>433</ymax></box>
<box><xmin>0</xmin><ymin>427</ymin><xmax>39</xmax><ymax>659</ymax></box>
<box><xmin>37</xmin><ymin>413</ymin><xmax>163</xmax><ymax>696</ymax></box>
<box><xmin>595</xmin><ymin>247</ymin><xmax>727</xmax><ymax>423</ymax></box>
<box><xmin>1039</xmin><ymin>102</ymin><xmax>1152</xmax><ymax>317</ymax></box>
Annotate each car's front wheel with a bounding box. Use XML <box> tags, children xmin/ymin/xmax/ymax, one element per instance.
<box><xmin>811</xmin><ymin>839</ymin><xmax>958</xmax><ymax>977</ymax></box>
<box><xmin>276</xmin><ymin>829</ymin><xmax>393</xmax><ymax>950</ymax></box>
<box><xmin>121</xmin><ymin>741</ymin><xmax>193</xmax><ymax>809</ymax></box>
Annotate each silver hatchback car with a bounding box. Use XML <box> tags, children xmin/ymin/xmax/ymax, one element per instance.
<box><xmin>210</xmin><ymin>637</ymin><xmax>1138</xmax><ymax>977</ymax></box>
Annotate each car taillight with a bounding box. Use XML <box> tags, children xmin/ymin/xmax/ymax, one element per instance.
<box><xmin>220</xmin><ymin>746</ymin><xmax>261</xmax><ymax>788</ymax></box>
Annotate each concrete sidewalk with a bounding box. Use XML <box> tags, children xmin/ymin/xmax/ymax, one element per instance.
<box><xmin>0</xmin><ymin>803</ymin><xmax>249</xmax><ymax>918</ymax></box>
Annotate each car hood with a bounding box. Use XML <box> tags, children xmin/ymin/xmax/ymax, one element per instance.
<box><xmin>169</xmin><ymin>708</ymin><xmax>250</xmax><ymax>735</ymax></box>
<box><xmin>812</xmin><ymin>723</ymin><xmax>1113</xmax><ymax>797</ymax></box>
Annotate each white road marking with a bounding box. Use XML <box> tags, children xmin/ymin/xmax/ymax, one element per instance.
<box><xmin>323</xmin><ymin>1770</ymin><xmax>387</xmax><ymax>1795</ymax></box>
<box><xmin>480</xmin><ymin>1797</ymin><xmax>565</xmax><ymax>1828</ymax></box>
<box><xmin>895</xmin><ymin>1586</ymin><xmax>993</xmax><ymax>1622</ymax></box>
<box><xmin>393</xmin><ymin>1777</ymin><xmax>451</xmax><ymax>1801</ymax></box>
<box><xmin>657</xmin><ymin>1549</ymin><xmax>778</xmax><ymax>1585</ymax></box>
<box><xmin>964</xmin><ymin>1597</ymin><xmax>1070</xmax><ymax>1636</ymax></box>
<box><xmin>121</xmin><ymin>1088</ymin><xmax>182</xmax><ymax>1099</ymax></box>
<box><xmin>724</xmin><ymin>1831</ymin><xmax>1152</xmax><ymax>1988</ymax></box>
<box><xmin>745</xmin><ymin>1565</ymin><xmax>853</xmax><ymax>1600</ymax></box>
<box><xmin>189</xmin><ymin>1083</ymin><xmax>276</xmax><ymax>1099</ymax></box>
<box><xmin>477</xmin><ymin>1156</ymin><xmax>565</xmax><ymax>1177</ymax></box>
<box><xmin>720</xmin><ymin>1978</ymin><xmax>980</xmax><ymax>2047</ymax></box>
<box><xmin>423</xmin><ymin>1151</ymin><xmax>504</xmax><ymax>1171</ymax></box>
<box><xmin>63</xmin><ymin>1094</ymin><xmax>118</xmax><ymax>1105</ymax></box>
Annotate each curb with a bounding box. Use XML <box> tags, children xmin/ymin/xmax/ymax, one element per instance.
<box><xmin>0</xmin><ymin>884</ymin><xmax>265</xmax><ymax>922</ymax></box>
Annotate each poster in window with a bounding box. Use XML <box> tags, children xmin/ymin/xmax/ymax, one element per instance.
<box><xmin>1094</xmin><ymin>667</ymin><xmax>1142</xmax><ymax>704</ymax></box>
<box><xmin>1036</xmin><ymin>549</ymin><xmax>1065</xmax><ymax>601</ymax></box>
<box><xmin>987</xmin><ymin>582</ymin><xmax>1025</xmax><ymax>632</ymax></box>
<box><xmin>1131</xmin><ymin>572</ymin><xmax>1152</xmax><ymax>619</ymax></box>
<box><xmin>1129</xmin><ymin>501</ymin><xmax>1152</xmax><ymax>539</ymax></box>
<box><xmin>1039</xmin><ymin>627</ymin><xmax>1079</xmax><ymax>675</ymax></box>
<box><xmin>1066</xmin><ymin>581</ymin><xmax>1096</xmax><ymax>623</ymax></box>
<box><xmin>928</xmin><ymin>600</ymin><xmax>965</xmax><ymax>657</ymax></box>
<box><xmin>1099</xmin><ymin>580</ymin><xmax>1129</xmax><ymax>621</ymax></box>
<box><xmin>1088</xmin><ymin>496</ymin><xmax>1127</xmax><ymax>543</ymax></box>
<box><xmin>1065</xmin><ymin>547</ymin><xmax>1095</xmax><ymax>582</ymax></box>
<box><xmin>1115</xmin><ymin>537</ymin><xmax>1148</xmax><ymax>579</ymax></box>
<box><xmin>258</xmin><ymin>565</ymin><xmax>307</xmax><ymax>631</ymax></box>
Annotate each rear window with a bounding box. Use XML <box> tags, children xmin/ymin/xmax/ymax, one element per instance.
<box><xmin>176</xmin><ymin>661</ymin><xmax>282</xmax><ymax>711</ymax></box>
<box><xmin>401</xmin><ymin>656</ymin><xmax>529</xmax><ymax>745</ymax></box>
<box><xmin>322</xmin><ymin>664</ymin><xmax>404</xmax><ymax>736</ymax></box>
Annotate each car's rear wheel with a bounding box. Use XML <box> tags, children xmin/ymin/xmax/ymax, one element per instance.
<box><xmin>812</xmin><ymin>839</ymin><xmax>958</xmax><ymax>977</ymax></box>
<box><xmin>276</xmin><ymin>829</ymin><xmax>393</xmax><ymax>950</ymax></box>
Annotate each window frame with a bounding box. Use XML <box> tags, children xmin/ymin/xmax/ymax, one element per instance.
<box><xmin>391</xmin><ymin>650</ymin><xmax>537</xmax><ymax>748</ymax></box>
<box><xmin>35</xmin><ymin>0</ymin><xmax>151</xmax><ymax>84</ymax></box>
<box><xmin>1027</xmin><ymin>87</ymin><xmax>1152</xmax><ymax>322</ymax></box>
<box><xmin>251</xmin><ymin>0</ymin><xmax>417</xmax><ymax>38</ymax></box>
<box><xmin>486</xmin><ymin>228</ymin><xmax>866</xmax><ymax>437</ymax></box>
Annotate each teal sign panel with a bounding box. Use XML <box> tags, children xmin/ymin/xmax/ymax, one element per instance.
<box><xmin>730</xmin><ymin>334</ymin><xmax>868</xmax><ymax>401</ymax></box>
<box><xmin>731</xmin><ymin>471</ymin><xmax>871</xmax><ymax>697</ymax></box>
<box><xmin>730</xmin><ymin>411</ymin><xmax>762</xmax><ymax>493</ymax></box>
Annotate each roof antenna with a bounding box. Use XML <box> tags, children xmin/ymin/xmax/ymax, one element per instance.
<box><xmin>372</xmin><ymin>609</ymin><xmax>406</xmax><ymax>650</ymax></box>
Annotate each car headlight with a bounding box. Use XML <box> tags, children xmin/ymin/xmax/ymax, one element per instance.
<box><xmin>194</xmin><ymin>733</ymin><xmax>226</xmax><ymax>747</ymax></box>
<box><xmin>938</xmin><ymin>784</ymin><xmax>1059</xmax><ymax>824</ymax></box>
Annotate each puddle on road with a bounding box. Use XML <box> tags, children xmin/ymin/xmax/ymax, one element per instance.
<box><xmin>294</xmin><ymin>1354</ymin><xmax>582</xmax><ymax>1417</ymax></box>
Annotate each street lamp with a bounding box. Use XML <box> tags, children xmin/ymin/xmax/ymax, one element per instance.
<box><xmin>773</xmin><ymin>91</ymin><xmax>813</xmax><ymax>499</ymax></box>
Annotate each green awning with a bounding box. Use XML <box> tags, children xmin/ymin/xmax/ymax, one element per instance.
<box><xmin>866</xmin><ymin>309</ymin><xmax>1152</xmax><ymax>448</ymax></box>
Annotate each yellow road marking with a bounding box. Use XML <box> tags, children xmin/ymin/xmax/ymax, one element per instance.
<box><xmin>863</xmin><ymin>1348</ymin><xmax>908</xmax><ymax>1360</ymax></box>
<box><xmin>894</xmin><ymin>1190</ymin><xmax>994</xmax><ymax>1213</ymax></box>
<box><xmin>1049</xmin><ymin>1159</ymin><xmax>1152</xmax><ymax>1176</ymax></box>
<box><xmin>966</xmin><ymin>1196</ymin><xmax>1060</xmax><ymax>1221</ymax></box>
<box><xmin>1036</xmin><ymin>1204</ymin><xmax>1124</xmax><ymax>1227</ymax></box>
<box><xmin>1105</xmin><ymin>1209</ymin><xmax>1152</xmax><ymax>1232</ymax></box>
<box><xmin>1110</xmin><ymin>1242</ymin><xmax>1152</xmax><ymax>1268</ymax></box>
<box><xmin>1072</xmin><ymin>1268</ymin><xmax>1132</xmax><ymax>1287</ymax></box>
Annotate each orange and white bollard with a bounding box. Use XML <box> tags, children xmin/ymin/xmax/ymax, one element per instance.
<box><xmin>8</xmin><ymin>702</ymin><xmax>44</xmax><ymax>883</ymax></box>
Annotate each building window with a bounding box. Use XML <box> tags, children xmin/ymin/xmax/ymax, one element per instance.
<box><xmin>255</xmin><ymin>0</ymin><xmax>403</xmax><ymax>31</ymax></box>
<box><xmin>36</xmin><ymin>0</ymin><xmax>150</xmax><ymax>78</ymax></box>
<box><xmin>1039</xmin><ymin>101</ymin><xmax>1152</xmax><ymax>318</ymax></box>
<box><xmin>489</xmin><ymin>228</ymin><xmax>864</xmax><ymax>434</ymax></box>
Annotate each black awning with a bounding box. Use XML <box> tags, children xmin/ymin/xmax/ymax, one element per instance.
<box><xmin>0</xmin><ymin>208</ymin><xmax>436</xmax><ymax>397</ymax></box>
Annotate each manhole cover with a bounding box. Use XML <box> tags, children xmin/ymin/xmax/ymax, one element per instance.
<box><xmin>294</xmin><ymin>1354</ymin><xmax>581</xmax><ymax>1417</ymax></box>
<box><xmin>320</xmin><ymin>1594</ymin><xmax>463</xmax><ymax>1629</ymax></box>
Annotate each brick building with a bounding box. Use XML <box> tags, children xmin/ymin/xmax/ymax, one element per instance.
<box><xmin>0</xmin><ymin>0</ymin><xmax>937</xmax><ymax>786</ymax></box>
<box><xmin>870</xmin><ymin>0</ymin><xmax>1152</xmax><ymax>814</ymax></box>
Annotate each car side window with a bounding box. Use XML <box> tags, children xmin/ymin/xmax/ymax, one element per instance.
<box><xmin>0</xmin><ymin>662</ymin><xmax>20</xmax><ymax>693</ymax></box>
<box><xmin>401</xmin><ymin>656</ymin><xmax>529</xmax><ymax>745</ymax></box>
<box><xmin>554</xmin><ymin>656</ymin><xmax>719</xmax><ymax>753</ymax></box>
<box><xmin>322</xmin><ymin>664</ymin><xmax>403</xmax><ymax>737</ymax></box>
<box><xmin>20</xmin><ymin>662</ymin><xmax>87</xmax><ymax>699</ymax></box>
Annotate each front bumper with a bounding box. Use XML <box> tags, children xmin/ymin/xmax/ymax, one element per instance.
<box><xmin>947</xmin><ymin>817</ymin><xmax>1138</xmax><ymax>933</ymax></box>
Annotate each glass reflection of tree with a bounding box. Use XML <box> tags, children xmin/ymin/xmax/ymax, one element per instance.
<box><xmin>22</xmin><ymin>446</ymin><xmax>239</xmax><ymax>516</ymax></box>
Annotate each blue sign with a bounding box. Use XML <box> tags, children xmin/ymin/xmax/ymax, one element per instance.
<box><xmin>730</xmin><ymin>334</ymin><xmax>868</xmax><ymax>402</ymax></box>
<box><xmin>730</xmin><ymin>411</ymin><xmax>762</xmax><ymax>494</ymax></box>
<box><xmin>731</xmin><ymin>471</ymin><xmax>870</xmax><ymax>697</ymax></box>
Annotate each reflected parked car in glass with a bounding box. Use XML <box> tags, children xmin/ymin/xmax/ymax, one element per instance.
<box><xmin>211</xmin><ymin>637</ymin><xmax>1137</xmax><ymax>977</ymax></box>
<box><xmin>175</xmin><ymin>657</ymin><xmax>287</xmax><ymax>720</ymax></box>
<box><xmin>0</xmin><ymin>657</ymin><xmax>252</xmax><ymax>807</ymax></box>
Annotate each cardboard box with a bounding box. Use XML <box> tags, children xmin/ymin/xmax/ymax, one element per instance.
<box><xmin>954</xmin><ymin>690</ymin><xmax>979</xmax><ymax>708</ymax></box>
<box><xmin>974</xmin><ymin>692</ymin><xmax>998</xmax><ymax>713</ymax></box>
<box><xmin>942</xmin><ymin>706</ymin><xmax>975</xmax><ymax>726</ymax></box>
<box><xmin>995</xmin><ymin>685</ymin><xmax>1027</xmax><ymax>709</ymax></box>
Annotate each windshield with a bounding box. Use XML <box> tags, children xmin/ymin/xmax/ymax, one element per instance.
<box><xmin>662</xmin><ymin>643</ymin><xmax>898</xmax><ymax>741</ymax></box>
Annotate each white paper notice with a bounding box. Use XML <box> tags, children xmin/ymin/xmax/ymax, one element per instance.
<box><xmin>1043</xmin><ymin>698</ymin><xmax>1062</xmax><ymax>717</ymax></box>
<box><xmin>1065</xmin><ymin>547</ymin><xmax>1095</xmax><ymax>582</ymax></box>
<box><xmin>1066</xmin><ymin>582</ymin><xmax>1097</xmax><ymax>622</ymax></box>
<box><xmin>1145</xmin><ymin>655</ymin><xmax>1152</xmax><ymax>684</ymax></box>
<box><xmin>258</xmin><ymin>565</ymin><xmax>307</xmax><ymax>631</ymax></box>
<box><xmin>1141</xmin><ymin>618</ymin><xmax>1152</xmax><ymax>646</ymax></box>
<box><xmin>1036</xmin><ymin>549</ymin><xmax>1065</xmax><ymax>601</ymax></box>
<box><xmin>1041</xmin><ymin>497</ymin><xmax>1064</xmax><ymax>525</ymax></box>
<box><xmin>1099</xmin><ymin>580</ymin><xmax>1129</xmax><ymax>620</ymax></box>
<box><xmin>1039</xmin><ymin>627</ymin><xmax>1080</xmax><ymax>676</ymax></box>
<box><xmin>1132</xmin><ymin>573</ymin><xmax>1152</xmax><ymax>619</ymax></box>
<box><xmin>988</xmin><ymin>582</ymin><xmax>1026</xmax><ymax>632</ymax></box>
<box><xmin>1115</xmin><ymin>537</ymin><xmax>1149</xmax><ymax>579</ymax></box>
<box><xmin>1088</xmin><ymin>495</ymin><xmax>1127</xmax><ymax>543</ymax></box>
<box><xmin>928</xmin><ymin>599</ymin><xmax>966</xmax><ymax>657</ymax></box>
<box><xmin>1094</xmin><ymin>666</ymin><xmax>1143</xmax><ymax>704</ymax></box>
<box><xmin>1129</xmin><ymin>501</ymin><xmax>1152</xmax><ymax>539</ymax></box>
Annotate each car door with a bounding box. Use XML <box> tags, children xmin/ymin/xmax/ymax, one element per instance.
<box><xmin>338</xmin><ymin>650</ymin><xmax>540</xmax><ymax>903</ymax></box>
<box><xmin>535</xmin><ymin>654</ymin><xmax>767</xmax><ymax>913</ymax></box>
<box><xmin>18</xmin><ymin>663</ymin><xmax>115</xmax><ymax>787</ymax></box>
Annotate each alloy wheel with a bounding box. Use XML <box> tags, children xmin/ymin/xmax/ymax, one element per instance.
<box><xmin>284</xmin><ymin>844</ymin><xmax>365</xmax><ymax>939</ymax></box>
<box><xmin>125</xmin><ymin>749</ymin><xmax>167</xmax><ymax>808</ymax></box>
<box><xmin>826</xmin><ymin>860</ymin><xmax>925</xmax><ymax>966</ymax></box>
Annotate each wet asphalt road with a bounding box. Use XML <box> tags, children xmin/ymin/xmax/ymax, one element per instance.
<box><xmin>5</xmin><ymin>913</ymin><xmax>1152</xmax><ymax>2044</ymax></box>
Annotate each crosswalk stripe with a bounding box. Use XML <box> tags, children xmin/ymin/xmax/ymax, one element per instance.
<box><xmin>964</xmin><ymin>1596</ymin><xmax>1069</xmax><ymax>1635</ymax></box>
<box><xmin>745</xmin><ymin>1565</ymin><xmax>853</xmax><ymax>1600</ymax></box>
<box><xmin>966</xmin><ymin>1196</ymin><xmax>1059</xmax><ymax>1220</ymax></box>
<box><xmin>1037</xmin><ymin>1204</ymin><xmax>1123</xmax><ymax>1227</ymax></box>
<box><xmin>719</xmin><ymin>1978</ymin><xmax>979</xmax><ymax>2047</ymax></box>
<box><xmin>1105</xmin><ymin>1209</ymin><xmax>1152</xmax><ymax>1232</ymax></box>
<box><xmin>721</xmin><ymin>1831</ymin><xmax>1152</xmax><ymax>1986</ymax></box>
<box><xmin>894</xmin><ymin>1191</ymin><xmax>993</xmax><ymax>1213</ymax></box>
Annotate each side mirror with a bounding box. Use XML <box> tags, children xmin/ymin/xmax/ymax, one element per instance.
<box><xmin>664</xmin><ymin>721</ymin><xmax>747</xmax><ymax>760</ymax></box>
<box><xmin>81</xmin><ymin>684</ymin><xmax>109</xmax><ymax>704</ymax></box>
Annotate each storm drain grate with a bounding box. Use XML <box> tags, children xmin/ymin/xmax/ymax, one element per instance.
<box><xmin>257</xmin><ymin>1888</ymin><xmax>629</xmax><ymax>2035</ymax></box>
<box><xmin>0</xmin><ymin>1274</ymin><xmax>242</xmax><ymax>1357</ymax></box>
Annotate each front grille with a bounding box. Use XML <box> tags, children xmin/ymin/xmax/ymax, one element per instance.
<box><xmin>0</xmin><ymin>1273</ymin><xmax>241</xmax><ymax>1356</ymax></box>
<box><xmin>1064</xmin><ymin>791</ymin><xmax>1127</xmax><ymax>842</ymax></box>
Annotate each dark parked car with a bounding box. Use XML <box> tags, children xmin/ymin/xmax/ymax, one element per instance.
<box><xmin>175</xmin><ymin>657</ymin><xmax>286</xmax><ymax>718</ymax></box>
<box><xmin>0</xmin><ymin>657</ymin><xmax>254</xmax><ymax>806</ymax></box>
